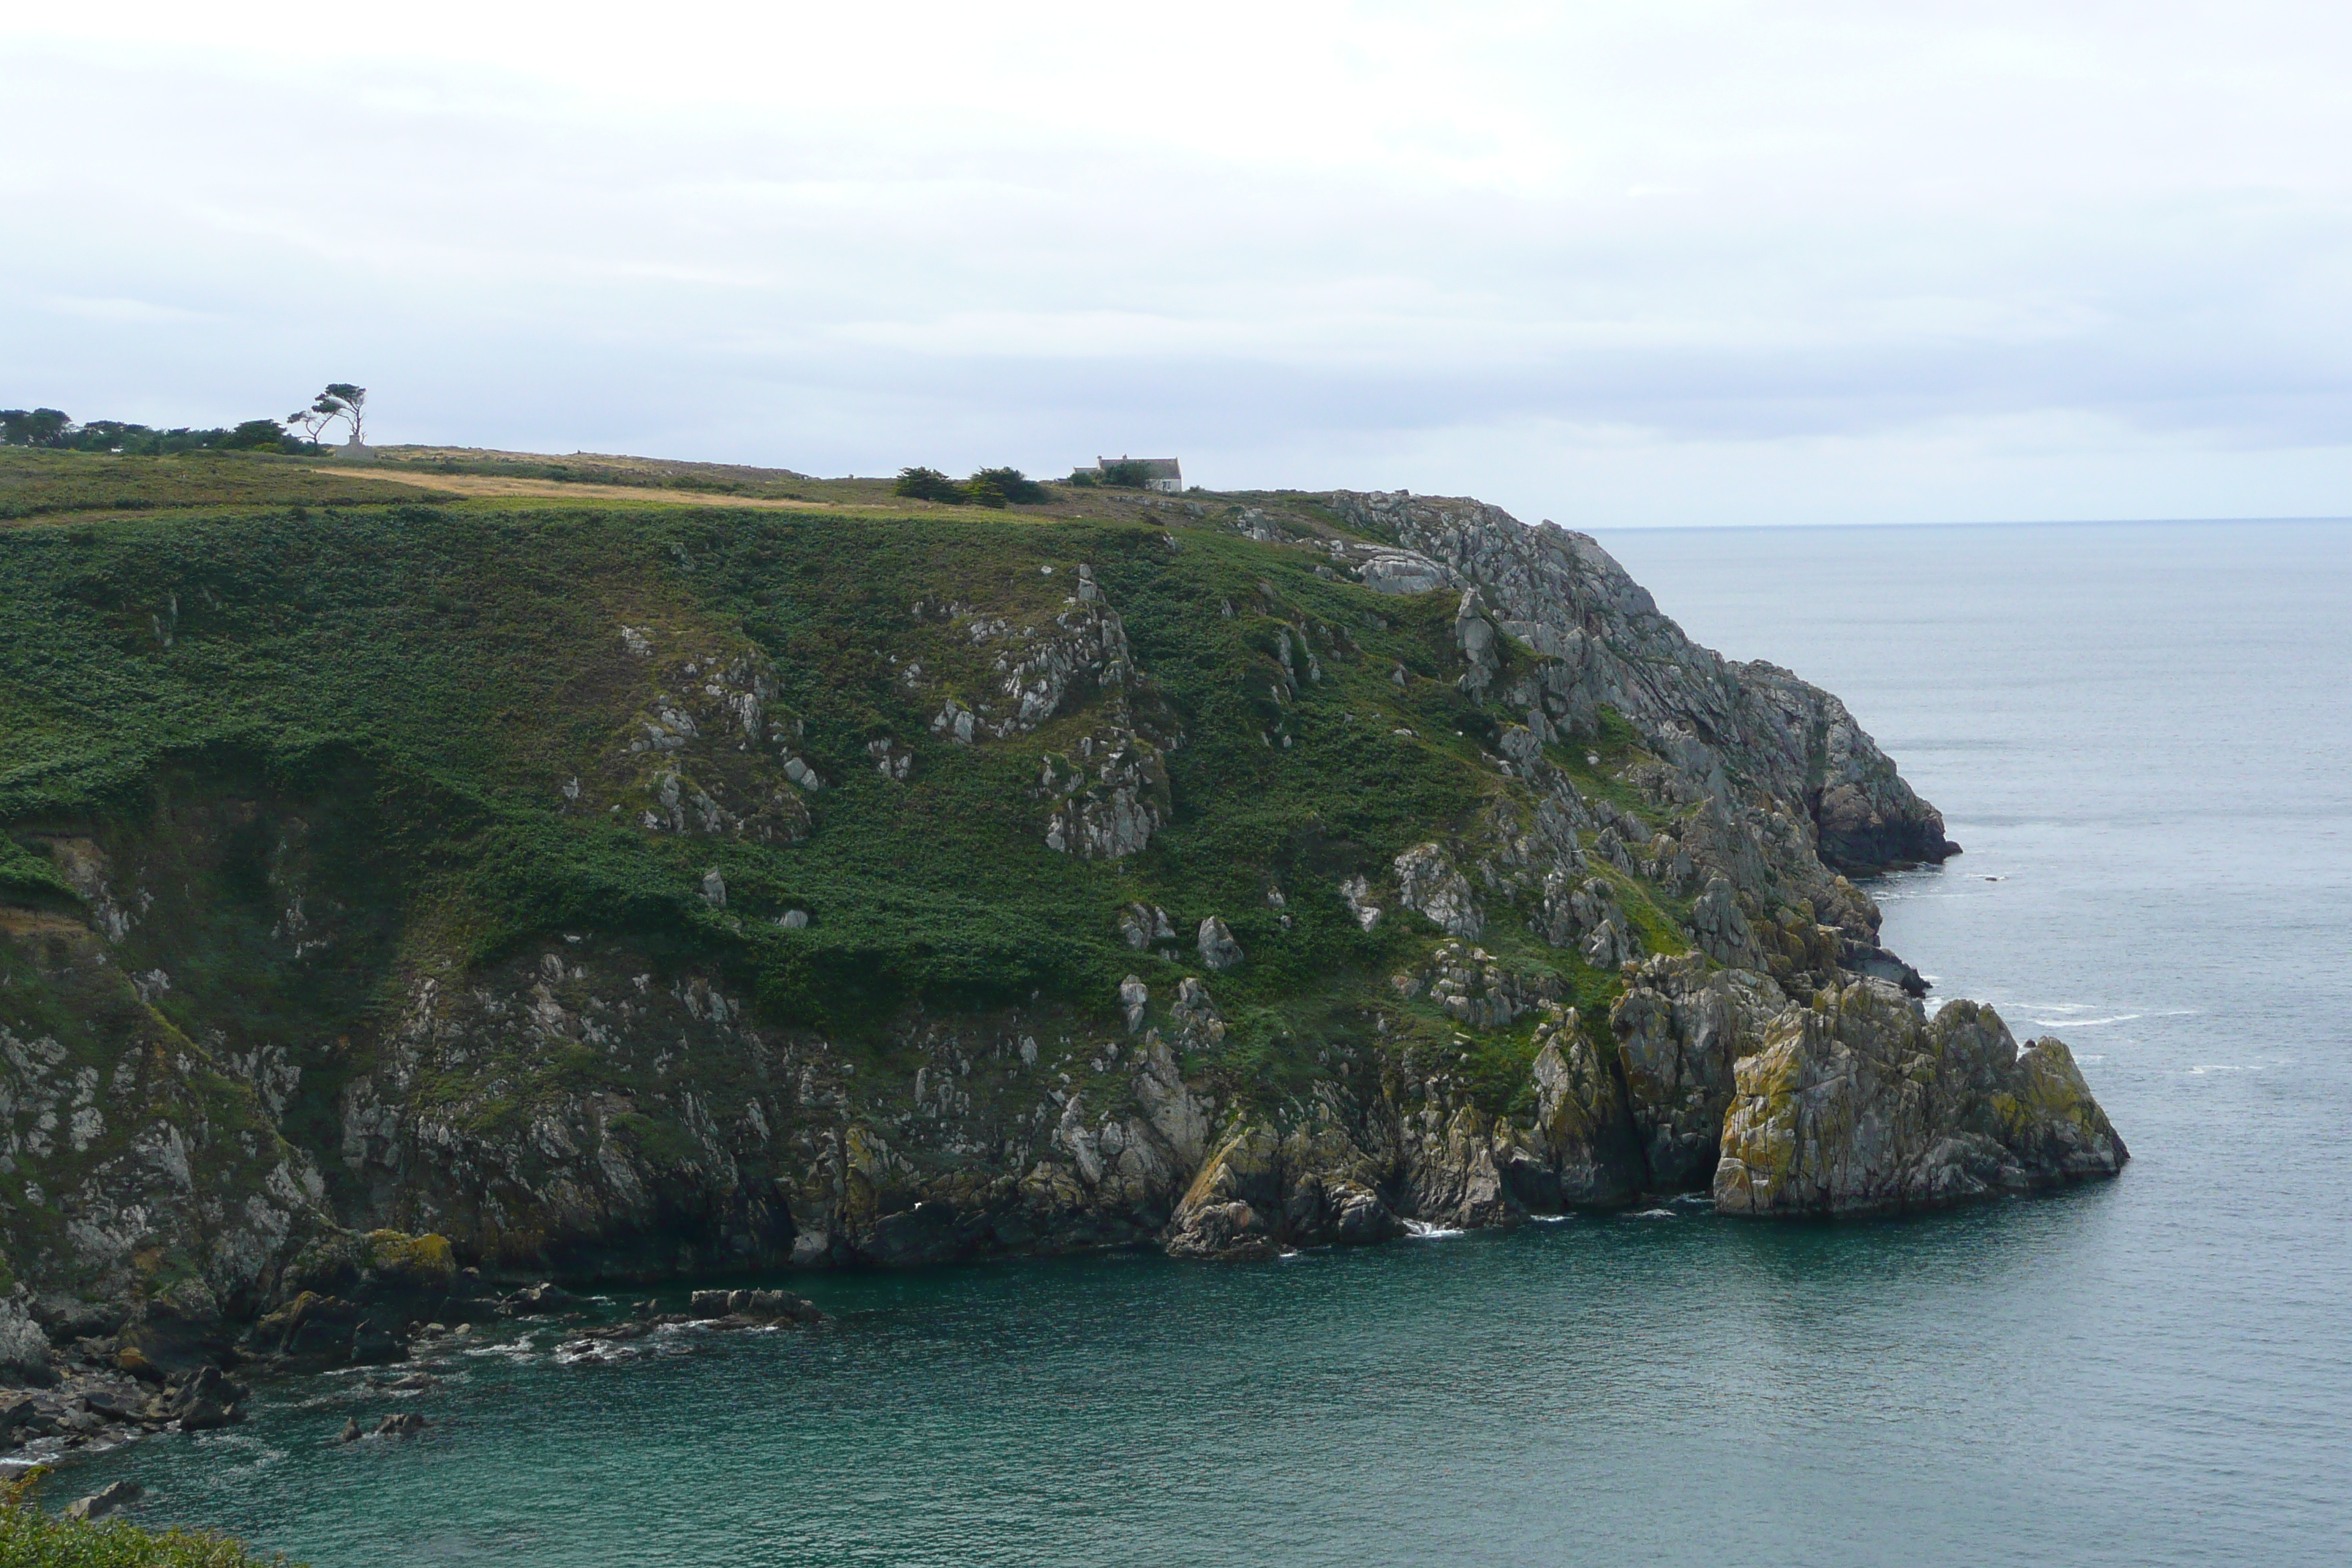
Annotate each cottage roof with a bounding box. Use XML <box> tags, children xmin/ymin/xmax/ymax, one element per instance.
<box><xmin>1098</xmin><ymin>455</ymin><xmax>1182</xmax><ymax>480</ymax></box>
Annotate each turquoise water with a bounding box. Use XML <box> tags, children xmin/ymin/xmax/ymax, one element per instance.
<box><xmin>69</xmin><ymin>519</ymin><xmax>2352</xmax><ymax>1565</ymax></box>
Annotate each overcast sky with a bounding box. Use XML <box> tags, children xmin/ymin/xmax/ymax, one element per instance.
<box><xmin>5</xmin><ymin>2</ymin><xmax>2348</xmax><ymax>525</ymax></box>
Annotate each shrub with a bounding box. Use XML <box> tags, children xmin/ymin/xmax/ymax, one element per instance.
<box><xmin>1100</xmin><ymin>460</ymin><xmax>1152</xmax><ymax>489</ymax></box>
<box><xmin>218</xmin><ymin>421</ymin><xmax>288</xmax><ymax>452</ymax></box>
<box><xmin>969</xmin><ymin>467</ymin><xmax>1048</xmax><ymax>505</ymax></box>
<box><xmin>892</xmin><ymin>467</ymin><xmax>965</xmax><ymax>503</ymax></box>
<box><xmin>0</xmin><ymin>1471</ymin><xmax>297</xmax><ymax>1566</ymax></box>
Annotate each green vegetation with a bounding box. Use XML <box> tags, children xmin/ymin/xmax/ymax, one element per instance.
<box><xmin>0</xmin><ymin>448</ymin><xmax>442</xmax><ymax>521</ymax></box>
<box><xmin>0</xmin><ymin>447</ymin><xmax>1702</xmax><ymax>1177</ymax></box>
<box><xmin>0</xmin><ymin>1475</ymin><xmax>296</xmax><ymax>1568</ymax></box>
<box><xmin>893</xmin><ymin>465</ymin><xmax>1051</xmax><ymax>508</ymax></box>
<box><xmin>2</xmin><ymin>409</ymin><xmax>313</xmax><ymax>459</ymax></box>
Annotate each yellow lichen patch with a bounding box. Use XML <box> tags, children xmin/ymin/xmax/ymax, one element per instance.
<box><xmin>0</xmin><ymin>905</ymin><xmax>96</xmax><ymax>943</ymax></box>
<box><xmin>364</xmin><ymin>1229</ymin><xmax>457</xmax><ymax>1289</ymax></box>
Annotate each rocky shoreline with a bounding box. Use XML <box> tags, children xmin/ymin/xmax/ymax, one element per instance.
<box><xmin>1</xmin><ymin>1262</ymin><xmax>828</xmax><ymax>1495</ymax></box>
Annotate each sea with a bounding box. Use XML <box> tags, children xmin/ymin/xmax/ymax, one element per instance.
<box><xmin>59</xmin><ymin>518</ymin><xmax>2352</xmax><ymax>1566</ymax></box>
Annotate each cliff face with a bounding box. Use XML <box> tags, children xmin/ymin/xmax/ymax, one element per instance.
<box><xmin>0</xmin><ymin>480</ymin><xmax>2121</xmax><ymax>1344</ymax></box>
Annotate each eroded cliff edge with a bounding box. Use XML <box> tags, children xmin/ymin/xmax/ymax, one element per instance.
<box><xmin>0</xmin><ymin>485</ymin><xmax>2122</xmax><ymax>1362</ymax></box>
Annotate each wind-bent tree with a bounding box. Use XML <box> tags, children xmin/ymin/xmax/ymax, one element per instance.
<box><xmin>290</xmin><ymin>384</ymin><xmax>367</xmax><ymax>445</ymax></box>
<box><xmin>893</xmin><ymin>466</ymin><xmax>966</xmax><ymax>503</ymax></box>
<box><xmin>970</xmin><ymin>467</ymin><xmax>1047</xmax><ymax>505</ymax></box>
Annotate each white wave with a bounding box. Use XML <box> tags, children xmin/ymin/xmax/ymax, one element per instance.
<box><xmin>1630</xmin><ymin>1208</ymin><xmax>1676</xmax><ymax>1220</ymax></box>
<box><xmin>1528</xmin><ymin>1213</ymin><xmax>1574</xmax><ymax>1224</ymax></box>
<box><xmin>1402</xmin><ymin>1219</ymin><xmax>1466</xmax><ymax>1239</ymax></box>
<box><xmin>2032</xmin><ymin>1014</ymin><xmax>2138</xmax><ymax>1028</ymax></box>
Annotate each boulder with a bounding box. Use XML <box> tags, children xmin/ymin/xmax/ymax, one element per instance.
<box><xmin>116</xmin><ymin>1279</ymin><xmax>231</xmax><ymax>1382</ymax></box>
<box><xmin>170</xmin><ymin>1365</ymin><xmax>247</xmax><ymax>1431</ymax></box>
<box><xmin>689</xmin><ymin>1286</ymin><xmax>822</xmax><ymax>1323</ymax></box>
<box><xmin>1394</xmin><ymin>843</ymin><xmax>1482</xmax><ymax>938</ymax></box>
<box><xmin>0</xmin><ymin>1292</ymin><xmax>54</xmax><ymax>1387</ymax></box>
<box><xmin>1196</xmin><ymin>917</ymin><xmax>1244</xmax><ymax>971</ymax></box>
<box><xmin>243</xmin><ymin>1291</ymin><xmax>412</xmax><ymax>1371</ymax></box>
<box><xmin>80</xmin><ymin>1386</ymin><xmax>146</xmax><ymax>1423</ymax></box>
<box><xmin>496</xmin><ymin>1282</ymin><xmax>576</xmax><ymax>1316</ymax></box>
<box><xmin>61</xmin><ymin>1481</ymin><xmax>143</xmax><ymax>1522</ymax></box>
<box><xmin>374</xmin><ymin>1411</ymin><xmax>431</xmax><ymax>1437</ymax></box>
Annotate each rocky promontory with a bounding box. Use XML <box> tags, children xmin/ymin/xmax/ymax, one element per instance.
<box><xmin>0</xmin><ymin>466</ymin><xmax>2125</xmax><ymax>1375</ymax></box>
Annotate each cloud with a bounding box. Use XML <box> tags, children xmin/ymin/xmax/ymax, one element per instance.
<box><xmin>3</xmin><ymin>1</ymin><xmax>2348</xmax><ymax>523</ymax></box>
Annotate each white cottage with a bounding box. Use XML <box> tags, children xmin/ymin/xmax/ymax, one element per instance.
<box><xmin>1077</xmin><ymin>454</ymin><xmax>1183</xmax><ymax>493</ymax></box>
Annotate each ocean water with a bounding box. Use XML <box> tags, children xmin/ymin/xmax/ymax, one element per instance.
<box><xmin>64</xmin><ymin>519</ymin><xmax>2352</xmax><ymax>1566</ymax></box>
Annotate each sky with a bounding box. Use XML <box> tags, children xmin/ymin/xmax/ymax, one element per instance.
<box><xmin>4</xmin><ymin>1</ymin><xmax>2349</xmax><ymax>527</ymax></box>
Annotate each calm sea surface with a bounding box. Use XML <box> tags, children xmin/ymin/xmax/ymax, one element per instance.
<box><xmin>71</xmin><ymin>519</ymin><xmax>2352</xmax><ymax>1566</ymax></box>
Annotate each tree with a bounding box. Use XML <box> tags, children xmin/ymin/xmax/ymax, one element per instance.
<box><xmin>221</xmin><ymin>419</ymin><xmax>290</xmax><ymax>451</ymax></box>
<box><xmin>289</xmin><ymin>384</ymin><xmax>366</xmax><ymax>445</ymax></box>
<box><xmin>1099</xmin><ymin>459</ymin><xmax>1151</xmax><ymax>489</ymax></box>
<box><xmin>893</xmin><ymin>466</ymin><xmax>967</xmax><ymax>503</ymax></box>
<box><xmin>0</xmin><ymin>408</ymin><xmax>72</xmax><ymax>447</ymax></box>
<box><xmin>970</xmin><ymin>467</ymin><xmax>1047</xmax><ymax>505</ymax></box>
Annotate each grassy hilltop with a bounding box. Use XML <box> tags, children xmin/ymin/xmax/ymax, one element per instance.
<box><xmin>1</xmin><ymin>447</ymin><xmax>1645</xmax><ymax>1115</ymax></box>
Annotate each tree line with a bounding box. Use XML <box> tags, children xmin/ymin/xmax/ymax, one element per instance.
<box><xmin>2</xmin><ymin>385</ymin><xmax>366</xmax><ymax>457</ymax></box>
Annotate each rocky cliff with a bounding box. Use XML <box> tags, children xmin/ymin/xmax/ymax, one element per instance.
<box><xmin>0</xmin><ymin>475</ymin><xmax>2123</xmax><ymax>1370</ymax></box>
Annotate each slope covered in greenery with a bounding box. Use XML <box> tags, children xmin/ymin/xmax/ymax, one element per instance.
<box><xmin>0</xmin><ymin>448</ymin><xmax>2119</xmax><ymax>1328</ymax></box>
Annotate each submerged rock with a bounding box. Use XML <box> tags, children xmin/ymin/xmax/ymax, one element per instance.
<box><xmin>496</xmin><ymin>1282</ymin><xmax>577</xmax><ymax>1317</ymax></box>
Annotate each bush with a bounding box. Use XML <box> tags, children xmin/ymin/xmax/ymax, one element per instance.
<box><xmin>218</xmin><ymin>421</ymin><xmax>289</xmax><ymax>452</ymax></box>
<box><xmin>964</xmin><ymin>476</ymin><xmax>1009</xmax><ymax>508</ymax></box>
<box><xmin>0</xmin><ymin>1472</ymin><xmax>296</xmax><ymax>1567</ymax></box>
<box><xmin>1100</xmin><ymin>460</ymin><xmax>1152</xmax><ymax>489</ymax></box>
<box><xmin>969</xmin><ymin>467</ymin><xmax>1047</xmax><ymax>505</ymax></box>
<box><xmin>892</xmin><ymin>467</ymin><xmax>965</xmax><ymax>504</ymax></box>
<box><xmin>1065</xmin><ymin>470</ymin><xmax>1097</xmax><ymax>487</ymax></box>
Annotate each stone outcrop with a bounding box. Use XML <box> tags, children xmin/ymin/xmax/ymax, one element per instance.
<box><xmin>1610</xmin><ymin>957</ymin><xmax>1788</xmax><ymax>1189</ymax></box>
<box><xmin>1329</xmin><ymin>490</ymin><xmax>1957</xmax><ymax>875</ymax></box>
<box><xmin>1714</xmin><ymin>981</ymin><xmax>2128</xmax><ymax>1216</ymax></box>
<box><xmin>1394</xmin><ymin>843</ymin><xmax>1482</xmax><ymax>939</ymax></box>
